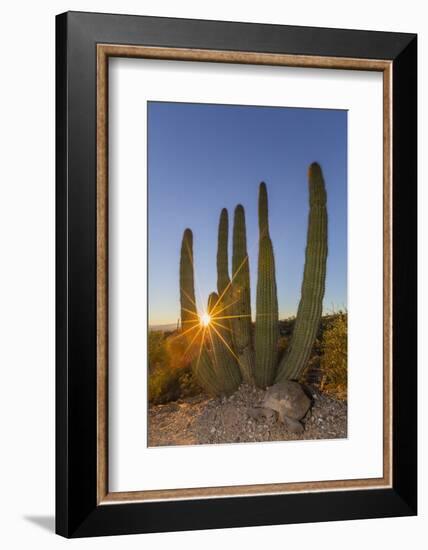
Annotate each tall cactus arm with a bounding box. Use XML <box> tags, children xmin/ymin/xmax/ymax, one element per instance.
<box><xmin>217</xmin><ymin>208</ymin><xmax>231</xmax><ymax>298</ymax></box>
<box><xmin>255</xmin><ymin>182</ymin><xmax>279</xmax><ymax>388</ymax></box>
<box><xmin>258</xmin><ymin>181</ymin><xmax>269</xmax><ymax>238</ymax></box>
<box><xmin>214</xmin><ymin>207</ymin><xmax>239</xmax><ymax>368</ymax></box>
<box><xmin>276</xmin><ymin>163</ymin><xmax>328</xmax><ymax>382</ymax></box>
<box><xmin>179</xmin><ymin>228</ymin><xmax>199</xmax><ymax>334</ymax></box>
<box><xmin>179</xmin><ymin>229</ymin><xmax>217</xmax><ymax>394</ymax></box>
<box><xmin>231</xmin><ymin>205</ymin><xmax>255</xmax><ymax>384</ymax></box>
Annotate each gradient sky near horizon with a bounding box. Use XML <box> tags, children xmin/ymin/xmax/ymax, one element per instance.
<box><xmin>148</xmin><ymin>101</ymin><xmax>347</xmax><ymax>326</ymax></box>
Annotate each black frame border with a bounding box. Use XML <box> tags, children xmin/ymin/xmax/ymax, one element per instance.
<box><xmin>56</xmin><ymin>11</ymin><xmax>417</xmax><ymax>538</ymax></box>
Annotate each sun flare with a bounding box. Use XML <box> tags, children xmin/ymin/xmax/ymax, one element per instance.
<box><xmin>200</xmin><ymin>312</ymin><xmax>211</xmax><ymax>327</ymax></box>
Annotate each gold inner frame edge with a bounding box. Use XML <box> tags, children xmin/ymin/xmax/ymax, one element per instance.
<box><xmin>96</xmin><ymin>44</ymin><xmax>393</xmax><ymax>505</ymax></box>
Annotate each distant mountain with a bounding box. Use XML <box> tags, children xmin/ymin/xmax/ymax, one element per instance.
<box><xmin>149</xmin><ymin>323</ymin><xmax>178</xmax><ymax>332</ymax></box>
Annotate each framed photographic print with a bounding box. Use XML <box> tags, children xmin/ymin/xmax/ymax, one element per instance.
<box><xmin>56</xmin><ymin>11</ymin><xmax>417</xmax><ymax>537</ymax></box>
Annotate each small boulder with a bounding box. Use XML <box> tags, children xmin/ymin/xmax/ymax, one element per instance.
<box><xmin>262</xmin><ymin>381</ymin><xmax>311</xmax><ymax>432</ymax></box>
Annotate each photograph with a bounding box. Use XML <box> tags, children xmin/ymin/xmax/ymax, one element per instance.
<box><xmin>147</xmin><ymin>101</ymin><xmax>348</xmax><ymax>446</ymax></box>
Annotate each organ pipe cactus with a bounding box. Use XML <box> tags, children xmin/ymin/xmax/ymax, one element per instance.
<box><xmin>254</xmin><ymin>183</ymin><xmax>279</xmax><ymax>387</ymax></box>
<box><xmin>231</xmin><ymin>205</ymin><xmax>255</xmax><ymax>384</ymax></box>
<box><xmin>178</xmin><ymin>161</ymin><xmax>329</xmax><ymax>396</ymax></box>
<box><xmin>276</xmin><ymin>163</ymin><xmax>328</xmax><ymax>382</ymax></box>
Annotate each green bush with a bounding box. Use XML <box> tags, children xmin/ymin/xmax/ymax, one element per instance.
<box><xmin>148</xmin><ymin>364</ymin><xmax>201</xmax><ymax>404</ymax></box>
<box><xmin>277</xmin><ymin>335</ymin><xmax>289</xmax><ymax>364</ymax></box>
<box><xmin>148</xmin><ymin>330</ymin><xmax>202</xmax><ymax>404</ymax></box>
<box><xmin>148</xmin><ymin>330</ymin><xmax>169</xmax><ymax>374</ymax></box>
<box><xmin>320</xmin><ymin>313</ymin><xmax>347</xmax><ymax>400</ymax></box>
<box><xmin>148</xmin><ymin>365</ymin><xmax>180</xmax><ymax>404</ymax></box>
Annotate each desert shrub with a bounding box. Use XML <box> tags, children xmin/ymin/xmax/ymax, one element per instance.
<box><xmin>148</xmin><ymin>364</ymin><xmax>201</xmax><ymax>404</ymax></box>
<box><xmin>320</xmin><ymin>313</ymin><xmax>347</xmax><ymax>400</ymax></box>
<box><xmin>277</xmin><ymin>335</ymin><xmax>289</xmax><ymax>363</ymax></box>
<box><xmin>148</xmin><ymin>330</ymin><xmax>202</xmax><ymax>404</ymax></box>
<box><xmin>278</xmin><ymin>317</ymin><xmax>295</xmax><ymax>338</ymax></box>
<box><xmin>148</xmin><ymin>365</ymin><xmax>180</xmax><ymax>403</ymax></box>
<box><xmin>148</xmin><ymin>331</ymin><xmax>169</xmax><ymax>374</ymax></box>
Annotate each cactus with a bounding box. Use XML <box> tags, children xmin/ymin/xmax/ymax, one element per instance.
<box><xmin>192</xmin><ymin>339</ymin><xmax>224</xmax><ymax>397</ymax></box>
<box><xmin>254</xmin><ymin>183</ymin><xmax>279</xmax><ymax>387</ymax></box>
<box><xmin>276</xmin><ymin>163</ymin><xmax>328</xmax><ymax>382</ymax></box>
<box><xmin>178</xmin><ymin>161</ymin><xmax>329</xmax><ymax>395</ymax></box>
<box><xmin>217</xmin><ymin>208</ymin><xmax>231</xmax><ymax>298</ymax></box>
<box><xmin>179</xmin><ymin>228</ymin><xmax>199</xmax><ymax>335</ymax></box>
<box><xmin>214</xmin><ymin>209</ymin><xmax>240</xmax><ymax>373</ymax></box>
<box><xmin>231</xmin><ymin>205</ymin><xmax>254</xmax><ymax>383</ymax></box>
<box><xmin>207</xmin><ymin>292</ymin><xmax>242</xmax><ymax>394</ymax></box>
<box><xmin>179</xmin><ymin>229</ymin><xmax>217</xmax><ymax>394</ymax></box>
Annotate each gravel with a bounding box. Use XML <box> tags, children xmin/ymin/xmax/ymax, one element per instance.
<box><xmin>148</xmin><ymin>384</ymin><xmax>347</xmax><ymax>447</ymax></box>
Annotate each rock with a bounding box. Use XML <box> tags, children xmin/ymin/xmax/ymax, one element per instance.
<box><xmin>262</xmin><ymin>381</ymin><xmax>311</xmax><ymax>431</ymax></box>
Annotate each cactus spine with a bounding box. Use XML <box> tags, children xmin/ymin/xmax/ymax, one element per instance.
<box><xmin>254</xmin><ymin>183</ymin><xmax>279</xmax><ymax>387</ymax></box>
<box><xmin>231</xmin><ymin>205</ymin><xmax>254</xmax><ymax>383</ymax></box>
<box><xmin>276</xmin><ymin>163</ymin><xmax>328</xmax><ymax>382</ymax></box>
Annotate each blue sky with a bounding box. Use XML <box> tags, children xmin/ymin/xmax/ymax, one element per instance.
<box><xmin>148</xmin><ymin>102</ymin><xmax>347</xmax><ymax>326</ymax></box>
